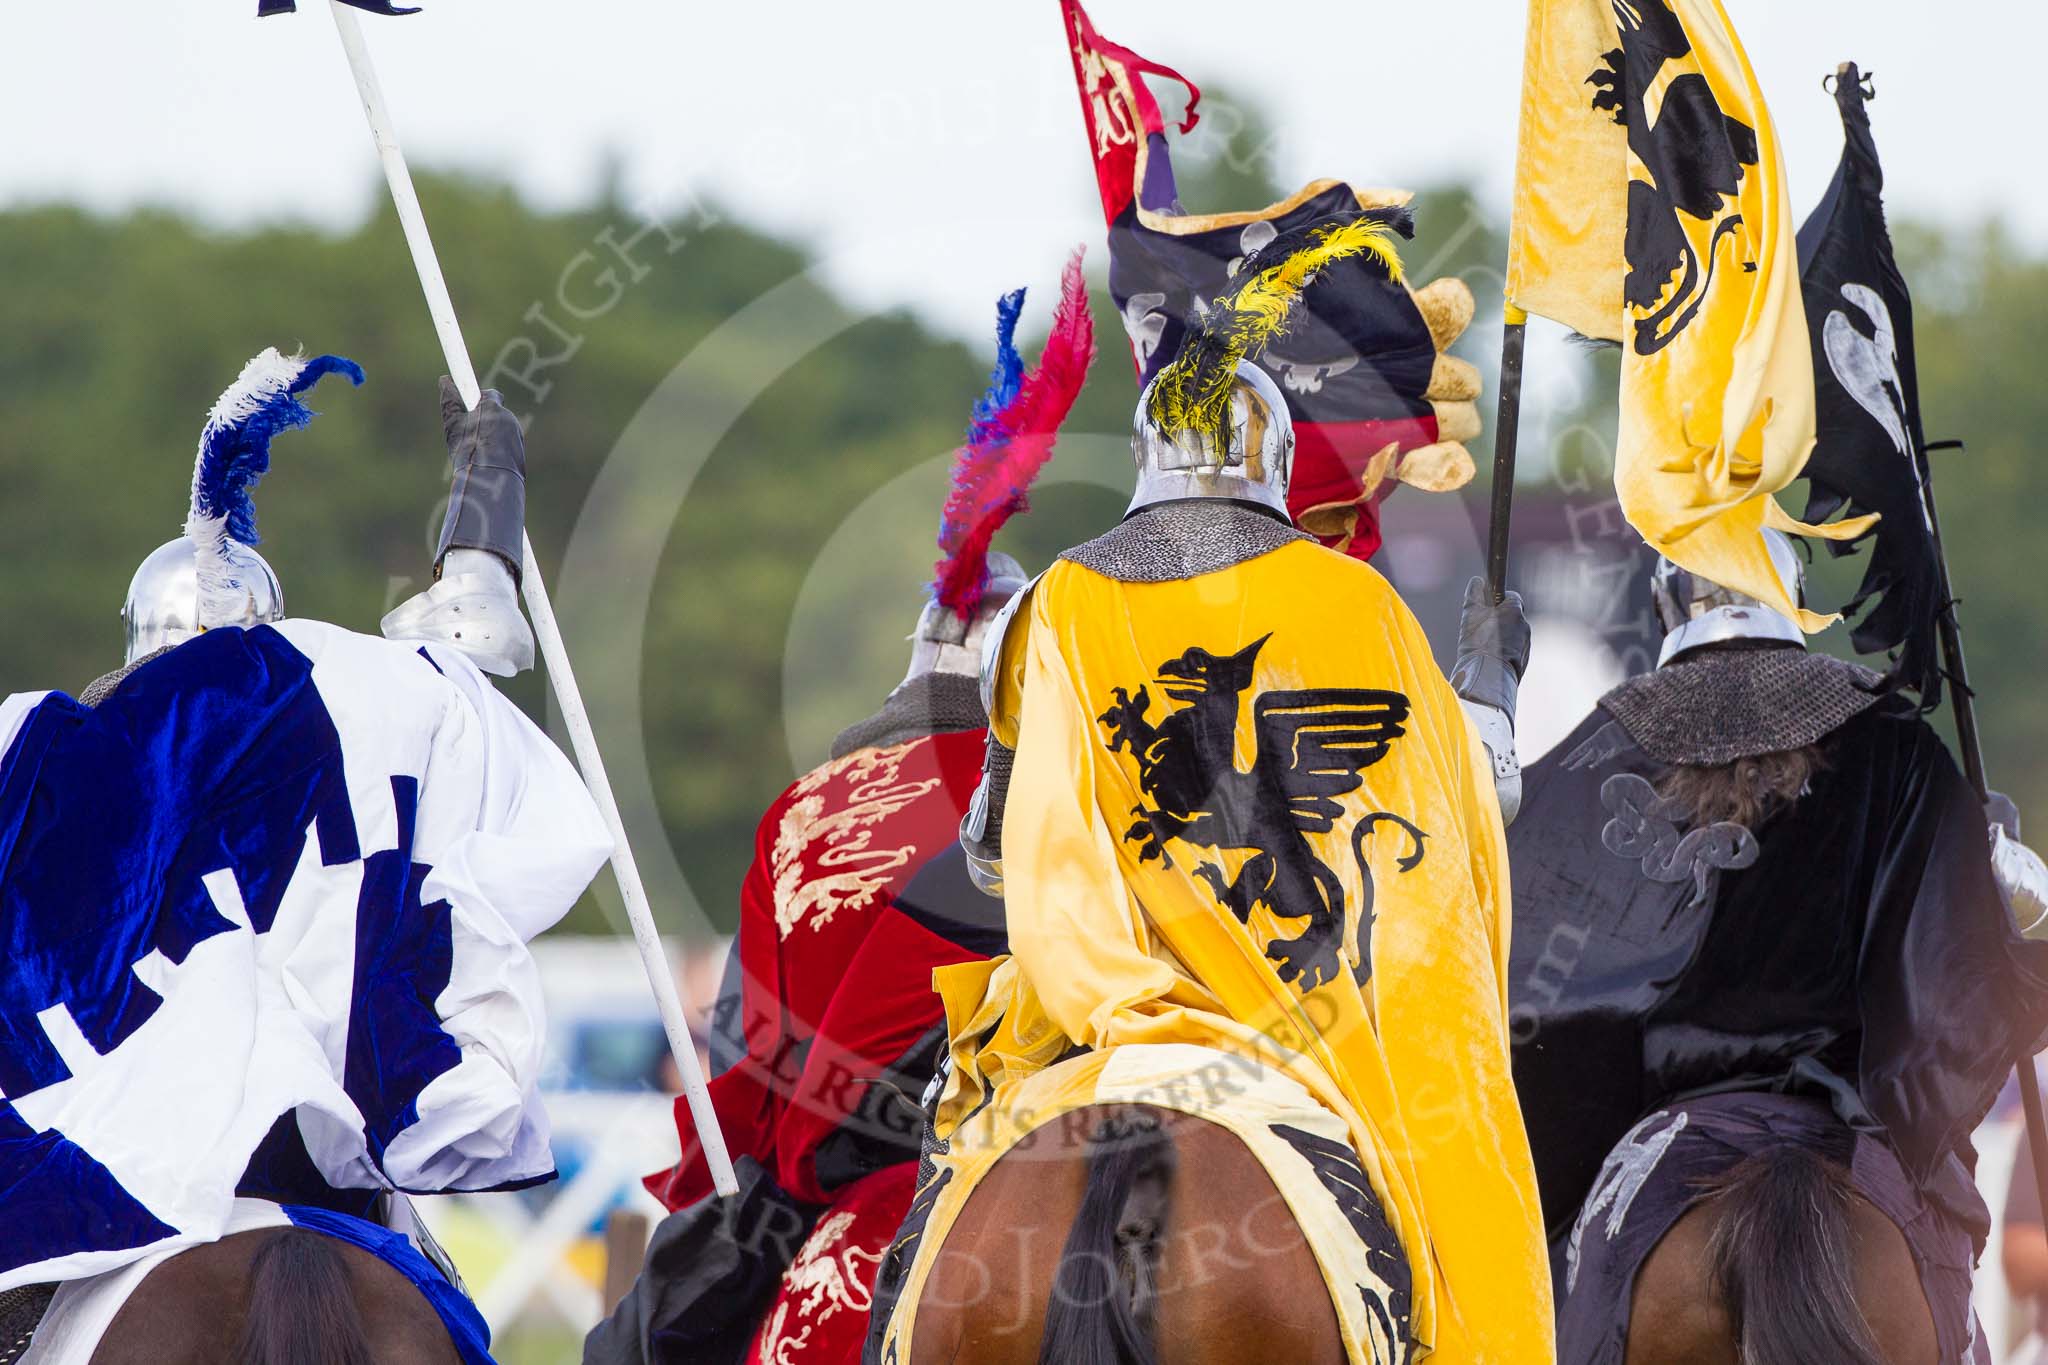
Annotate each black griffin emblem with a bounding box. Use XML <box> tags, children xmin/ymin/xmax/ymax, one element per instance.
<box><xmin>1099</xmin><ymin>636</ymin><xmax>1427</xmax><ymax>991</ymax></box>
<box><xmin>1587</xmin><ymin>0</ymin><xmax>1760</xmax><ymax>356</ymax></box>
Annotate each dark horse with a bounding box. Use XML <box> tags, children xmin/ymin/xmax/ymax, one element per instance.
<box><xmin>1604</xmin><ymin>756</ymin><xmax>1942</xmax><ymax>1363</ymax></box>
<box><xmin>1623</xmin><ymin>1140</ymin><xmax>1936</xmax><ymax>1364</ymax></box>
<box><xmin>905</xmin><ymin>1103</ymin><xmax>1347</xmax><ymax>1365</ymax></box>
<box><xmin>89</xmin><ymin>1224</ymin><xmax>460</xmax><ymax>1365</ymax></box>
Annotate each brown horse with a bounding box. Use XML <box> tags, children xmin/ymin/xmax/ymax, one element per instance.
<box><xmin>89</xmin><ymin>1225</ymin><xmax>460</xmax><ymax>1365</ymax></box>
<box><xmin>904</xmin><ymin>1103</ymin><xmax>1349</xmax><ymax>1365</ymax></box>
<box><xmin>1624</xmin><ymin>1145</ymin><xmax>1936</xmax><ymax>1365</ymax></box>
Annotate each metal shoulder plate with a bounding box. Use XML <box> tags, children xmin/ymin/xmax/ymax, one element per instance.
<box><xmin>978</xmin><ymin>573</ymin><xmax>1042</xmax><ymax>719</ymax></box>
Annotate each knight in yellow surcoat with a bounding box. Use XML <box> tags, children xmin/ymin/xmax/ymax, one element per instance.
<box><xmin>876</xmin><ymin>217</ymin><xmax>1555</xmax><ymax>1363</ymax></box>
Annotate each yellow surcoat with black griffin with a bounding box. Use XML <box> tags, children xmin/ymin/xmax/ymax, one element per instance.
<box><xmin>933</xmin><ymin>507</ymin><xmax>1552</xmax><ymax>1362</ymax></box>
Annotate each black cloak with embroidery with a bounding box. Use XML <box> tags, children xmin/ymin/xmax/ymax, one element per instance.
<box><xmin>1507</xmin><ymin>662</ymin><xmax>2048</xmax><ymax>1238</ymax></box>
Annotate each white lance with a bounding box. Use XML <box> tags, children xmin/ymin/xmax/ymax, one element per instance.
<box><xmin>321</xmin><ymin>1</ymin><xmax>737</xmax><ymax>1198</ymax></box>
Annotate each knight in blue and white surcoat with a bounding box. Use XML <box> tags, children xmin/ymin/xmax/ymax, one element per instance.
<box><xmin>0</xmin><ymin>351</ymin><xmax>609</xmax><ymax>1311</ymax></box>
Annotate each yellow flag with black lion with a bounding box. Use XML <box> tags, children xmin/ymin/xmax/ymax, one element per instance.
<box><xmin>1506</xmin><ymin>0</ymin><xmax>1873</xmax><ymax>626</ymax></box>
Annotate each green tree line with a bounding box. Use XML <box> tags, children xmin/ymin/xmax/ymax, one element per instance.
<box><xmin>1</xmin><ymin>168</ymin><xmax>2040</xmax><ymax>936</ymax></box>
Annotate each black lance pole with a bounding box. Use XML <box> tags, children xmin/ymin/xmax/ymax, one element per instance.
<box><xmin>1920</xmin><ymin>438</ymin><xmax>2048</xmax><ymax>1221</ymax></box>
<box><xmin>1487</xmin><ymin>304</ymin><xmax>1530</xmax><ymax>603</ymax></box>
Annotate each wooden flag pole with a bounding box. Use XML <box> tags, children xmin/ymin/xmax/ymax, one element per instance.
<box><xmin>325</xmin><ymin>2</ymin><xmax>738</xmax><ymax>1198</ymax></box>
<box><xmin>1486</xmin><ymin>304</ymin><xmax>1530</xmax><ymax>602</ymax></box>
<box><xmin>1919</xmin><ymin>438</ymin><xmax>2048</xmax><ymax>1223</ymax></box>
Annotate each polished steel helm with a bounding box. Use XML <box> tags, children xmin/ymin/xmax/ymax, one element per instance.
<box><xmin>122</xmin><ymin>537</ymin><xmax>283</xmax><ymax>666</ymax></box>
<box><xmin>902</xmin><ymin>550</ymin><xmax>1029</xmax><ymax>685</ymax></box>
<box><xmin>1129</xmin><ymin>360</ymin><xmax>1296</xmax><ymax>516</ymax></box>
<box><xmin>1652</xmin><ymin>529</ymin><xmax>1805</xmax><ymax>667</ymax></box>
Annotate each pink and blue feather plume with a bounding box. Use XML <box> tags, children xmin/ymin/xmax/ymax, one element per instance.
<box><xmin>933</xmin><ymin>286</ymin><xmax>1027</xmax><ymax>591</ymax></box>
<box><xmin>933</xmin><ymin>248</ymin><xmax>1097</xmax><ymax>620</ymax></box>
<box><xmin>964</xmin><ymin>287</ymin><xmax>1028</xmax><ymax>450</ymax></box>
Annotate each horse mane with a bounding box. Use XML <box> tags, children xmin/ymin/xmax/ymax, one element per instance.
<box><xmin>1036</xmin><ymin>1106</ymin><xmax>1177</xmax><ymax>1365</ymax></box>
<box><xmin>1702</xmin><ymin>1145</ymin><xmax>1886</xmax><ymax>1365</ymax></box>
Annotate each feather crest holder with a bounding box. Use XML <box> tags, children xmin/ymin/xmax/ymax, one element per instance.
<box><xmin>186</xmin><ymin>348</ymin><xmax>364</xmax><ymax>628</ymax></box>
<box><xmin>932</xmin><ymin>248</ymin><xmax>1098</xmax><ymax>620</ymax></box>
<box><xmin>1145</xmin><ymin>211</ymin><xmax>1408</xmax><ymax>458</ymax></box>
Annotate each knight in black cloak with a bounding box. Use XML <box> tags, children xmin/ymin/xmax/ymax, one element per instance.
<box><xmin>1507</xmin><ymin>532</ymin><xmax>2048</xmax><ymax>1363</ymax></box>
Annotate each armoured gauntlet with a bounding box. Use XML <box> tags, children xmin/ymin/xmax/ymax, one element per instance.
<box><xmin>433</xmin><ymin>378</ymin><xmax>528</xmax><ymax>577</ymax></box>
<box><xmin>1988</xmin><ymin>793</ymin><xmax>2048</xmax><ymax>936</ymax></box>
<box><xmin>380</xmin><ymin>379</ymin><xmax>535</xmax><ymax>676</ymax></box>
<box><xmin>1450</xmin><ymin>576</ymin><xmax>1531</xmax><ymax>825</ymax></box>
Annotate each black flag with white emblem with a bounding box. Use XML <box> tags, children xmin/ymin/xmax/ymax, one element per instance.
<box><xmin>1796</xmin><ymin>64</ymin><xmax>1943</xmax><ymax>702</ymax></box>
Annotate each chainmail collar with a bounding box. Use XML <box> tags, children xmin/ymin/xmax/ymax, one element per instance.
<box><xmin>1599</xmin><ymin>644</ymin><xmax>1886</xmax><ymax>767</ymax></box>
<box><xmin>0</xmin><ymin>1284</ymin><xmax>52</xmax><ymax>1365</ymax></box>
<box><xmin>829</xmin><ymin>670</ymin><xmax>986</xmax><ymax>760</ymax></box>
<box><xmin>1060</xmin><ymin>498</ymin><xmax>1311</xmax><ymax>583</ymax></box>
<box><xmin>78</xmin><ymin>645</ymin><xmax>173</xmax><ymax>710</ymax></box>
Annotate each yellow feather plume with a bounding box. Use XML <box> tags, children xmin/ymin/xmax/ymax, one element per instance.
<box><xmin>1146</xmin><ymin>215</ymin><xmax>1407</xmax><ymax>455</ymax></box>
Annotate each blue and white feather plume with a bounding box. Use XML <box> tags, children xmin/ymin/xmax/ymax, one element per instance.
<box><xmin>186</xmin><ymin>348</ymin><xmax>363</xmax><ymax>628</ymax></box>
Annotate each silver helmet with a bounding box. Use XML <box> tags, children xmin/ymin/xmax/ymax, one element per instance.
<box><xmin>122</xmin><ymin>537</ymin><xmax>283</xmax><ymax>666</ymax></box>
<box><xmin>1652</xmin><ymin>529</ymin><xmax>1805</xmax><ymax>667</ymax></box>
<box><xmin>1129</xmin><ymin>360</ymin><xmax>1296</xmax><ymax>516</ymax></box>
<box><xmin>117</xmin><ymin>346</ymin><xmax>360</xmax><ymax>667</ymax></box>
<box><xmin>901</xmin><ymin>550</ymin><xmax>1029</xmax><ymax>686</ymax></box>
